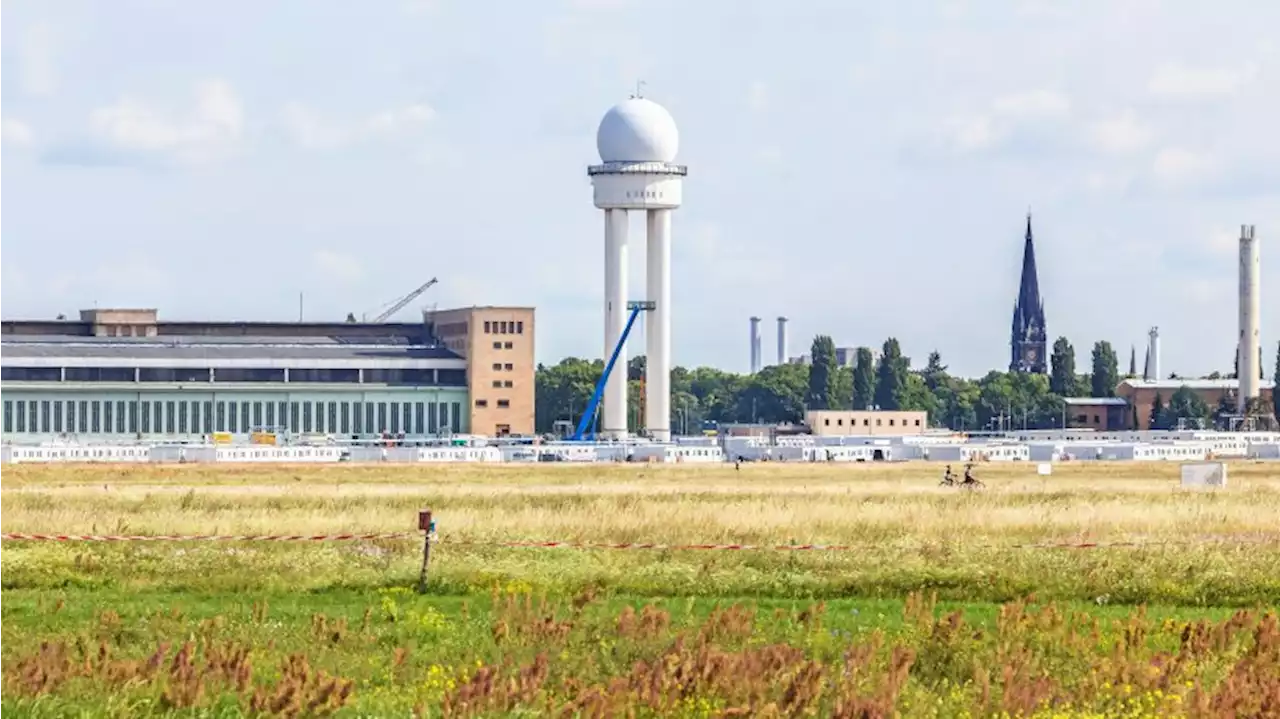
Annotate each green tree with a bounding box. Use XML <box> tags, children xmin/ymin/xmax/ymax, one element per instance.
<box><xmin>852</xmin><ymin>347</ymin><xmax>876</xmax><ymax>410</ymax></box>
<box><xmin>830</xmin><ymin>365</ymin><xmax>854</xmax><ymax>411</ymax></box>
<box><xmin>806</xmin><ymin>335</ymin><xmax>837</xmax><ymax>410</ymax></box>
<box><xmin>922</xmin><ymin>351</ymin><xmax>948</xmax><ymax>392</ymax></box>
<box><xmin>1050</xmin><ymin>337</ymin><xmax>1078</xmax><ymax>396</ymax></box>
<box><xmin>737</xmin><ymin>363</ymin><xmax>808</xmax><ymax>424</ymax></box>
<box><xmin>1149</xmin><ymin>393</ymin><xmax>1165</xmax><ymax>430</ymax></box>
<box><xmin>534</xmin><ymin>357</ymin><xmax>605</xmax><ymax>433</ymax></box>
<box><xmin>1090</xmin><ymin>341</ymin><xmax>1119</xmax><ymax>398</ymax></box>
<box><xmin>1160</xmin><ymin>386</ymin><xmax>1211</xmax><ymax>429</ymax></box>
<box><xmin>874</xmin><ymin>339</ymin><xmax>909</xmax><ymax>410</ymax></box>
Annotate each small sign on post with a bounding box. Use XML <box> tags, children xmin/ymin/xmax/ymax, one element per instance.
<box><xmin>417</xmin><ymin>509</ymin><xmax>435</xmax><ymax>593</ymax></box>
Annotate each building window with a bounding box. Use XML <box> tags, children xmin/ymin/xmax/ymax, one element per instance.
<box><xmin>253</xmin><ymin>402</ymin><xmax>264</xmax><ymax>429</ymax></box>
<box><xmin>484</xmin><ymin>321</ymin><xmax>491</xmax><ymax>333</ymax></box>
<box><xmin>228</xmin><ymin>402</ymin><xmax>239</xmax><ymax>433</ymax></box>
<box><xmin>301</xmin><ymin>403</ymin><xmax>312</xmax><ymax>432</ymax></box>
<box><xmin>1</xmin><ymin>367</ymin><xmax>62</xmax><ymax>382</ymax></box>
<box><xmin>428</xmin><ymin>402</ymin><xmax>438</xmax><ymax>433</ymax></box>
<box><xmin>414</xmin><ymin>402</ymin><xmax>425</xmax><ymax>434</ymax></box>
<box><xmin>492</xmin><ymin>380</ymin><xmax>502</xmax><ymax>388</ymax></box>
<box><xmin>493</xmin><ymin>341</ymin><xmax>502</xmax><ymax>349</ymax></box>
<box><xmin>914</xmin><ymin>419</ymin><xmax>921</xmax><ymax>427</ymax></box>
<box><xmin>517</xmin><ymin>321</ymin><xmax>524</xmax><ymax>334</ymax></box>
<box><xmin>80</xmin><ymin>401</ymin><xmax>90</xmax><ymax>433</ymax></box>
<box><xmin>365</xmin><ymin>403</ymin><xmax>375</xmax><ymax>434</ymax></box>
<box><xmin>402</xmin><ymin>403</ymin><xmax>411</xmax><ymax>434</ymax></box>
<box><xmin>503</xmin><ymin>363</ymin><xmax>513</xmax><ymax>371</ymax></box>
<box><xmin>54</xmin><ymin>401</ymin><xmax>64</xmax><ymax>433</ymax></box>
<box><xmin>128</xmin><ymin>402</ymin><xmax>138</xmax><ymax>433</ymax></box>
<box><xmin>204</xmin><ymin>402</ymin><xmax>213</xmax><ymax>434</ymax></box>
<box><xmin>390</xmin><ymin>402</ymin><xmax>401</xmax><ymax>433</ymax></box>
<box><xmin>16</xmin><ymin>402</ymin><xmax>27</xmax><ymax>433</ymax></box>
<box><xmin>824</xmin><ymin>418</ymin><xmax>830</xmax><ymax>426</ymax></box>
<box><xmin>64</xmin><ymin>367</ymin><xmax>135</xmax><ymax>382</ymax></box>
<box><xmin>504</xmin><ymin>380</ymin><xmax>513</xmax><ymax>388</ymax></box>
<box><xmin>289</xmin><ymin>402</ymin><xmax>300</xmax><ymax>432</ymax></box>
<box><xmin>439</xmin><ymin>403</ymin><xmax>448</xmax><ymax>432</ymax></box>
<box><xmin>889</xmin><ymin>419</ymin><xmax>895</xmax><ymax>426</ymax></box>
<box><xmin>265</xmin><ymin>402</ymin><xmax>276</xmax><ymax>429</ymax></box>
<box><xmin>166</xmin><ymin>401</ymin><xmax>176</xmax><ymax>434</ymax></box>
<box><xmin>290</xmin><ymin>368</ymin><xmax>359</xmax><ymax>383</ymax></box>
<box><xmin>492</xmin><ymin>363</ymin><xmax>502</xmax><ymax>371</ymax></box>
<box><xmin>213</xmin><ymin>368</ymin><xmax>285</xmax><ymax>382</ymax></box>
<box><xmin>3</xmin><ymin>401</ymin><xmax>12</xmax><ymax>433</ymax></box>
<box><xmin>139</xmin><ymin>402</ymin><xmax>150</xmax><ymax>433</ymax></box>
<box><xmin>215</xmin><ymin>402</ymin><xmax>226</xmax><ymax>432</ymax></box>
<box><xmin>139</xmin><ymin>367</ymin><xmax>211</xmax><ymax>383</ymax></box>
<box><xmin>351</xmin><ymin>402</ymin><xmax>363</xmax><ymax>434</ymax></box>
<box><xmin>475</xmin><ymin>399</ymin><xmax>488</xmax><ymax>408</ymax></box>
<box><xmin>504</xmin><ymin>342</ymin><xmax>513</xmax><ymax>349</ymax></box>
<box><xmin>374</xmin><ymin>403</ymin><xmax>386</xmax><ymax>432</ymax></box>
<box><xmin>497</xmin><ymin>399</ymin><xmax>510</xmax><ymax>408</ymax></box>
<box><xmin>876</xmin><ymin>419</ymin><xmax>882</xmax><ymax>426</ymax></box>
<box><xmin>451</xmin><ymin>402</ymin><xmax>461</xmax><ymax>433</ymax></box>
<box><xmin>340</xmin><ymin>403</ymin><xmax>351</xmax><ymax>434</ymax></box>
<box><xmin>102</xmin><ymin>402</ymin><xmax>113</xmax><ymax>433</ymax></box>
<box><xmin>41</xmin><ymin>401</ymin><xmax>52</xmax><ymax>433</ymax></box>
<box><xmin>178</xmin><ymin>403</ymin><xmax>188</xmax><ymax>434</ymax></box>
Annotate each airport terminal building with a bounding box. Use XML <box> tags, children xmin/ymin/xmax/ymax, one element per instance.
<box><xmin>1</xmin><ymin>307</ymin><xmax>535</xmax><ymax>443</ymax></box>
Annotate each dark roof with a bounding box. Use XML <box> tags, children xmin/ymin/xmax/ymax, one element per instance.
<box><xmin>1</xmin><ymin>336</ymin><xmax>461</xmax><ymax>362</ymax></box>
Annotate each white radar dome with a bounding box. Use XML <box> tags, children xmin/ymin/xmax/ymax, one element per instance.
<box><xmin>596</xmin><ymin>97</ymin><xmax>680</xmax><ymax>164</ymax></box>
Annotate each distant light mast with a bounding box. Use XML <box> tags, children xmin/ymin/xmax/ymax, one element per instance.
<box><xmin>589</xmin><ymin>90</ymin><xmax>686</xmax><ymax>441</ymax></box>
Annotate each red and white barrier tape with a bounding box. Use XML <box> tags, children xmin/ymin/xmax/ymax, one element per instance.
<box><xmin>3</xmin><ymin>533</ymin><xmax>1273</xmax><ymax>550</ymax></box>
<box><xmin>0</xmin><ymin>532</ymin><xmax>415</xmax><ymax>542</ymax></box>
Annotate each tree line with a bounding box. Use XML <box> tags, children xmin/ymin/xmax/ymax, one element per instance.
<box><xmin>534</xmin><ymin>338</ymin><xmax>1280</xmax><ymax>435</ymax></box>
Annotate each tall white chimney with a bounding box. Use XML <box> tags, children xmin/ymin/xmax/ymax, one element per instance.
<box><xmin>1238</xmin><ymin>224</ymin><xmax>1260</xmax><ymax>413</ymax></box>
<box><xmin>1147</xmin><ymin>326</ymin><xmax>1160</xmax><ymax>382</ymax></box>
<box><xmin>776</xmin><ymin>316</ymin><xmax>788</xmax><ymax>366</ymax></box>
<box><xmin>749</xmin><ymin>316</ymin><xmax>761</xmax><ymax>373</ymax></box>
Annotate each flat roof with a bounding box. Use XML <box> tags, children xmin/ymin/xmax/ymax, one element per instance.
<box><xmin>1062</xmin><ymin>397</ymin><xmax>1129</xmax><ymax>406</ymax></box>
<box><xmin>1</xmin><ymin>336</ymin><xmax>462</xmax><ymax>365</ymax></box>
<box><xmin>1119</xmin><ymin>378</ymin><xmax>1276</xmax><ymax>391</ymax></box>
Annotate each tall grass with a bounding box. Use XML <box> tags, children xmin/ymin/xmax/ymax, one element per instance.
<box><xmin>3</xmin><ymin>462</ymin><xmax>1278</xmax><ymax>604</ymax></box>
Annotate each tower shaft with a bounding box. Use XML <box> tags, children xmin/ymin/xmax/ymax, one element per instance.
<box><xmin>602</xmin><ymin>209</ymin><xmax>629</xmax><ymax>438</ymax></box>
<box><xmin>645</xmin><ymin>209</ymin><xmax>672</xmax><ymax>441</ymax></box>
<box><xmin>1010</xmin><ymin>213</ymin><xmax>1048</xmax><ymax>374</ymax></box>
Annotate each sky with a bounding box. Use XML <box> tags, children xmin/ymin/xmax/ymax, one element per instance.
<box><xmin>2</xmin><ymin>0</ymin><xmax>1278</xmax><ymax>379</ymax></box>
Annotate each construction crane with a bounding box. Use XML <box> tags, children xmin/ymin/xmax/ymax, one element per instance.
<box><xmin>571</xmin><ymin>301</ymin><xmax>653</xmax><ymax>441</ymax></box>
<box><xmin>363</xmin><ymin>278</ymin><xmax>438</xmax><ymax>323</ymax></box>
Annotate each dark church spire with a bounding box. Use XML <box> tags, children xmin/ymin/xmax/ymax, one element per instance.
<box><xmin>1010</xmin><ymin>212</ymin><xmax>1048</xmax><ymax>374</ymax></box>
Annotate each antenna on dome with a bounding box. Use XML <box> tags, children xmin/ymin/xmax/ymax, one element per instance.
<box><xmin>632</xmin><ymin>80</ymin><xmax>646</xmax><ymax>99</ymax></box>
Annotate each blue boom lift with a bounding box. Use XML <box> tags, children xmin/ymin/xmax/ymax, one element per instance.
<box><xmin>571</xmin><ymin>301</ymin><xmax>654</xmax><ymax>441</ymax></box>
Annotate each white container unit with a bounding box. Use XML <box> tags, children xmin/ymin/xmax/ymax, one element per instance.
<box><xmin>629</xmin><ymin>444</ymin><xmax>725</xmax><ymax>463</ymax></box>
<box><xmin>215</xmin><ymin>446</ymin><xmax>348</xmax><ymax>463</ymax></box>
<box><xmin>416</xmin><ymin>446</ymin><xmax>503</xmax><ymax>463</ymax></box>
<box><xmin>3</xmin><ymin>445</ymin><xmax>153</xmax><ymax>463</ymax></box>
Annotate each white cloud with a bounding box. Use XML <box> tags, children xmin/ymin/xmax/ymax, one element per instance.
<box><xmin>19</xmin><ymin>22</ymin><xmax>59</xmax><ymax>96</ymax></box>
<box><xmin>311</xmin><ymin>249</ymin><xmax>365</xmax><ymax>284</ymax></box>
<box><xmin>1151</xmin><ymin>147</ymin><xmax>1219</xmax><ymax>187</ymax></box>
<box><xmin>279</xmin><ymin>102</ymin><xmax>436</xmax><ymax>150</ymax></box>
<box><xmin>937</xmin><ymin>89</ymin><xmax>1071</xmax><ymax>154</ymax></box>
<box><xmin>1087</xmin><ymin>109</ymin><xmax>1154</xmax><ymax>154</ymax></box>
<box><xmin>746</xmin><ymin>81</ymin><xmax>768</xmax><ymax>112</ymax></box>
<box><xmin>87</xmin><ymin>79</ymin><xmax>244</xmax><ymax>165</ymax></box>
<box><xmin>990</xmin><ymin>90</ymin><xmax>1072</xmax><ymax>119</ymax></box>
<box><xmin>279</xmin><ymin>103</ymin><xmax>351</xmax><ymax>150</ymax></box>
<box><xmin>1148</xmin><ymin>62</ymin><xmax>1258</xmax><ymax>99</ymax></box>
<box><xmin>364</xmin><ymin>104</ymin><xmax>436</xmax><ymax>135</ymax></box>
<box><xmin>2</xmin><ymin>118</ymin><xmax>35</xmax><ymax>147</ymax></box>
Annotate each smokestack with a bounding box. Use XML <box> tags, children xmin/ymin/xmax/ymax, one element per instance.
<box><xmin>1238</xmin><ymin>224</ymin><xmax>1261</xmax><ymax>413</ymax></box>
<box><xmin>1146</xmin><ymin>326</ymin><xmax>1161</xmax><ymax>382</ymax></box>
<box><xmin>749</xmin><ymin>316</ymin><xmax>761</xmax><ymax>373</ymax></box>
<box><xmin>776</xmin><ymin>317</ymin><xmax>788</xmax><ymax>366</ymax></box>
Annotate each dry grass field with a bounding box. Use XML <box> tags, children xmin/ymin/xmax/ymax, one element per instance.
<box><xmin>3</xmin><ymin>460</ymin><xmax>1279</xmax><ymax>717</ymax></box>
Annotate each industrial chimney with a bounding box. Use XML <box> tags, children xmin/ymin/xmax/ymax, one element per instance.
<box><xmin>1146</xmin><ymin>326</ymin><xmax>1161</xmax><ymax>382</ymax></box>
<box><xmin>749</xmin><ymin>317</ymin><xmax>762</xmax><ymax>373</ymax></box>
<box><xmin>776</xmin><ymin>316</ymin><xmax>788</xmax><ymax>366</ymax></box>
<box><xmin>1238</xmin><ymin>225</ymin><xmax>1261</xmax><ymax>413</ymax></box>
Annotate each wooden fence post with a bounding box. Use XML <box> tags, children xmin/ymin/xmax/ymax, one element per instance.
<box><xmin>417</xmin><ymin>509</ymin><xmax>434</xmax><ymax>593</ymax></box>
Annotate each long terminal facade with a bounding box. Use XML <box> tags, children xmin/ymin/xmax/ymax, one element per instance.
<box><xmin>1</xmin><ymin>307</ymin><xmax>535</xmax><ymax>443</ymax></box>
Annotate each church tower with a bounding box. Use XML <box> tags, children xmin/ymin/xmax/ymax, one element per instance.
<box><xmin>1010</xmin><ymin>213</ymin><xmax>1048</xmax><ymax>374</ymax></box>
